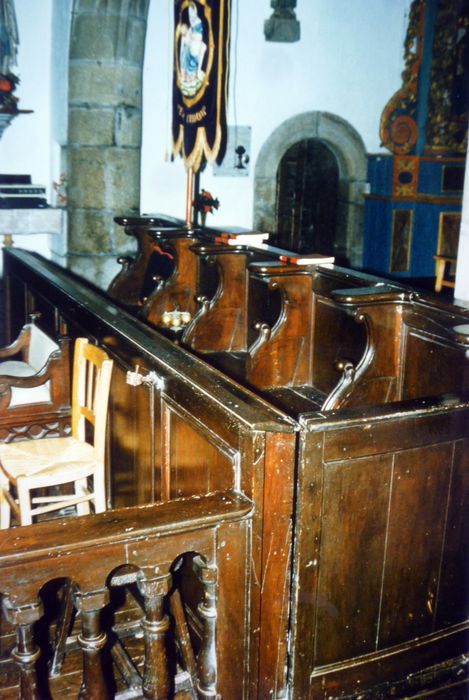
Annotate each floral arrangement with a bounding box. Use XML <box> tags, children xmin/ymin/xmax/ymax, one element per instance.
<box><xmin>0</xmin><ymin>72</ymin><xmax>19</xmax><ymax>113</ymax></box>
<box><xmin>52</xmin><ymin>173</ymin><xmax>67</xmax><ymax>207</ymax></box>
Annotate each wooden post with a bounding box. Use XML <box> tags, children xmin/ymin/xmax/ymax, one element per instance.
<box><xmin>138</xmin><ymin>573</ymin><xmax>172</xmax><ymax>699</ymax></box>
<box><xmin>4</xmin><ymin>600</ymin><xmax>44</xmax><ymax>700</ymax></box>
<box><xmin>75</xmin><ymin>590</ymin><xmax>110</xmax><ymax>699</ymax></box>
<box><xmin>185</xmin><ymin>167</ymin><xmax>194</xmax><ymax>227</ymax></box>
<box><xmin>193</xmin><ymin>556</ymin><xmax>218</xmax><ymax>699</ymax></box>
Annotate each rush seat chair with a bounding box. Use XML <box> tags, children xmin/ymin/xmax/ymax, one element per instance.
<box><xmin>0</xmin><ymin>338</ymin><xmax>113</xmax><ymax>528</ymax></box>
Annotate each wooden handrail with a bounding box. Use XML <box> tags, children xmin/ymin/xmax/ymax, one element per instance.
<box><xmin>0</xmin><ymin>490</ymin><xmax>252</xmax><ymax>569</ymax></box>
<box><xmin>0</xmin><ymin>491</ymin><xmax>253</xmax><ymax>698</ymax></box>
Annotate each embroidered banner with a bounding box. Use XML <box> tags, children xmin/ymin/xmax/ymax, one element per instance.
<box><xmin>172</xmin><ymin>0</ymin><xmax>231</xmax><ymax>172</ymax></box>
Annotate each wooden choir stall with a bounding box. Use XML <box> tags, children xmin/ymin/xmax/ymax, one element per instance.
<box><xmin>0</xmin><ymin>216</ymin><xmax>468</xmax><ymax>698</ymax></box>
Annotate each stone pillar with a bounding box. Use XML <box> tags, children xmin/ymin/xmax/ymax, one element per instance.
<box><xmin>65</xmin><ymin>0</ymin><xmax>150</xmax><ymax>287</ymax></box>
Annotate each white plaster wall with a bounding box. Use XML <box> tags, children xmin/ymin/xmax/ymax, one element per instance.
<box><xmin>3</xmin><ymin>0</ymin><xmax>468</xmax><ymax>301</ymax></box>
<box><xmin>141</xmin><ymin>0</ymin><xmax>412</xmax><ymax>226</ymax></box>
<box><xmin>0</xmin><ymin>0</ymin><xmax>53</xmax><ymax>201</ymax></box>
<box><xmin>455</xmin><ymin>144</ymin><xmax>469</xmax><ymax>305</ymax></box>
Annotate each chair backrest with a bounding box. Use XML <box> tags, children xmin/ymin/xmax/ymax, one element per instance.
<box><xmin>27</xmin><ymin>324</ymin><xmax>60</xmax><ymax>372</ymax></box>
<box><xmin>71</xmin><ymin>338</ymin><xmax>113</xmax><ymax>461</ymax></box>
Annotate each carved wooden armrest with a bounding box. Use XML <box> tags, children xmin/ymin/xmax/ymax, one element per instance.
<box><xmin>248</xmin><ymin>321</ymin><xmax>272</xmax><ymax>355</ymax></box>
<box><xmin>195</xmin><ymin>295</ymin><xmax>211</xmax><ymax>314</ymax></box>
<box><xmin>331</xmin><ymin>283</ymin><xmax>408</xmax><ymax>306</ymax></box>
<box><xmin>451</xmin><ymin>324</ymin><xmax>469</xmax><ymax>348</ymax></box>
<box><xmin>321</xmin><ymin>358</ymin><xmax>357</xmax><ymax>411</ymax></box>
<box><xmin>0</xmin><ymin>326</ymin><xmax>31</xmax><ymax>360</ymax></box>
<box><xmin>0</xmin><ymin>336</ymin><xmax>70</xmax><ymax>412</ymax></box>
<box><xmin>116</xmin><ymin>255</ymin><xmax>134</xmax><ymax>269</ymax></box>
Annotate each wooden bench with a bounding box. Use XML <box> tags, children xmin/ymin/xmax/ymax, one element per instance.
<box><xmin>3</xmin><ymin>246</ymin><xmax>469</xmax><ymax>699</ymax></box>
<box><xmin>107</xmin><ymin>214</ymin><xmax>186</xmax><ymax>308</ymax></box>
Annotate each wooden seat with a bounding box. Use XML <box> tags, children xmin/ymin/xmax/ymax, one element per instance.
<box><xmin>0</xmin><ymin>338</ymin><xmax>113</xmax><ymax>527</ymax></box>
<box><xmin>434</xmin><ymin>254</ymin><xmax>456</xmax><ymax>292</ymax></box>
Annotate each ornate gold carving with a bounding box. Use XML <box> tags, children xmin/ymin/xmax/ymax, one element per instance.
<box><xmin>426</xmin><ymin>0</ymin><xmax>469</xmax><ymax>154</ymax></box>
<box><xmin>393</xmin><ymin>156</ymin><xmax>420</xmax><ymax>197</ymax></box>
<box><xmin>379</xmin><ymin>0</ymin><xmax>424</xmax><ymax>154</ymax></box>
<box><xmin>380</xmin><ymin>0</ymin><xmax>468</xmax><ymax>156</ymax></box>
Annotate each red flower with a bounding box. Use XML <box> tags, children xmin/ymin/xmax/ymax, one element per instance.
<box><xmin>0</xmin><ymin>79</ymin><xmax>13</xmax><ymax>92</ymax></box>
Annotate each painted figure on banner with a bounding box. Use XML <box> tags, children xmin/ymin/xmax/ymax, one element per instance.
<box><xmin>172</xmin><ymin>0</ymin><xmax>231</xmax><ymax>172</ymax></box>
<box><xmin>178</xmin><ymin>1</ymin><xmax>208</xmax><ymax>98</ymax></box>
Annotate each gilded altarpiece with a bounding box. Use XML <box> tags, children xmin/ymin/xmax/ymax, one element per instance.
<box><xmin>364</xmin><ymin>0</ymin><xmax>468</xmax><ymax>280</ymax></box>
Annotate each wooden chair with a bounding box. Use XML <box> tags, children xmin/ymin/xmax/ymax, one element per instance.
<box><xmin>0</xmin><ymin>338</ymin><xmax>113</xmax><ymax>528</ymax></box>
<box><xmin>433</xmin><ymin>254</ymin><xmax>456</xmax><ymax>292</ymax></box>
<box><xmin>0</xmin><ymin>316</ymin><xmax>71</xmax><ymax>442</ymax></box>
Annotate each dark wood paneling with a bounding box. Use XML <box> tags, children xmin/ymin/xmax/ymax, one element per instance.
<box><xmin>166</xmin><ymin>405</ymin><xmax>236</xmax><ymax>498</ymax></box>
<box><xmin>312</xmin><ymin>296</ymin><xmax>365</xmax><ymax>394</ymax></box>
<box><xmin>314</xmin><ymin>453</ymin><xmax>391</xmax><ymax>666</ymax></box>
<box><xmin>436</xmin><ymin>439</ymin><xmax>469</xmax><ymax>628</ymax></box>
<box><xmin>323</xmin><ymin>405</ymin><xmax>468</xmax><ymax>462</ymax></box>
<box><xmin>402</xmin><ymin>330</ymin><xmax>469</xmax><ymax>399</ymax></box>
<box><xmin>293</xmin><ymin>405</ymin><xmax>469</xmax><ymax>699</ymax></box>
<box><xmin>379</xmin><ymin>442</ymin><xmax>453</xmax><ymax>647</ymax></box>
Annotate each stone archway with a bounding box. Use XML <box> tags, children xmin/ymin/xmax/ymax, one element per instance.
<box><xmin>253</xmin><ymin>111</ymin><xmax>367</xmax><ymax>267</ymax></box>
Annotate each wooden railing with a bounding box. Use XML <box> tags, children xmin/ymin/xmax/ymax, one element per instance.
<box><xmin>0</xmin><ymin>491</ymin><xmax>253</xmax><ymax>698</ymax></box>
<box><xmin>2</xmin><ymin>246</ymin><xmax>298</xmax><ymax>699</ymax></box>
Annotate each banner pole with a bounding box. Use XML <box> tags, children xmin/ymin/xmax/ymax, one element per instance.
<box><xmin>185</xmin><ymin>167</ymin><xmax>194</xmax><ymax>227</ymax></box>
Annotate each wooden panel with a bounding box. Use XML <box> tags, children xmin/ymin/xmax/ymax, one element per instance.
<box><xmin>247</xmin><ymin>270</ymin><xmax>314</xmax><ymax>389</ymax></box>
<box><xmin>215</xmin><ymin>519</ymin><xmax>256</xmax><ymax>699</ymax></box>
<box><xmin>312</xmin><ymin>296</ymin><xmax>365</xmax><ymax>395</ymax></box>
<box><xmin>390</xmin><ymin>209</ymin><xmax>413</xmax><ymax>272</ymax></box>
<box><xmin>314</xmin><ymin>454</ymin><xmax>391</xmax><ymax>666</ymax></box>
<box><xmin>109</xmin><ymin>365</ymin><xmax>154</xmax><ymax>507</ymax></box>
<box><xmin>402</xmin><ymin>330</ymin><xmax>469</xmax><ymax>399</ymax></box>
<box><xmin>184</xmin><ymin>247</ymin><xmax>250</xmax><ymax>353</ymax></box>
<box><xmin>166</xmin><ymin>404</ymin><xmax>236</xmax><ymax>499</ymax></box>
<box><xmin>258</xmin><ymin>431</ymin><xmax>296</xmax><ymax>698</ymax></box>
<box><xmin>437</xmin><ymin>211</ymin><xmax>461</xmax><ymax>258</ymax></box>
<box><xmin>436</xmin><ymin>438</ymin><xmax>469</xmax><ymax>627</ymax></box>
<box><xmin>323</xmin><ymin>406</ymin><xmax>468</xmax><ymax>462</ymax></box>
<box><xmin>379</xmin><ymin>442</ymin><xmax>453</xmax><ymax>647</ymax></box>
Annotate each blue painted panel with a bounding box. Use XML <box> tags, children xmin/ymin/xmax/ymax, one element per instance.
<box><xmin>363</xmin><ymin>198</ymin><xmax>392</xmax><ymax>273</ymax></box>
<box><xmin>418</xmin><ymin>159</ymin><xmax>465</xmax><ymax>196</ymax></box>
<box><xmin>367</xmin><ymin>155</ymin><xmax>393</xmax><ymax>196</ymax></box>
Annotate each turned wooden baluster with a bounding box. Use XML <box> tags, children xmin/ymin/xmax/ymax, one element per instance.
<box><xmin>193</xmin><ymin>556</ymin><xmax>218</xmax><ymax>699</ymax></box>
<box><xmin>74</xmin><ymin>589</ymin><xmax>110</xmax><ymax>700</ymax></box>
<box><xmin>4</xmin><ymin>599</ymin><xmax>43</xmax><ymax>700</ymax></box>
<box><xmin>138</xmin><ymin>572</ymin><xmax>172</xmax><ymax>699</ymax></box>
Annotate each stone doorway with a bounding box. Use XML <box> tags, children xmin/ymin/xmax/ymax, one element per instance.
<box><xmin>275</xmin><ymin>138</ymin><xmax>339</xmax><ymax>256</ymax></box>
<box><xmin>253</xmin><ymin>111</ymin><xmax>368</xmax><ymax>267</ymax></box>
